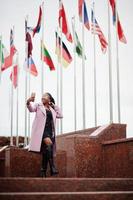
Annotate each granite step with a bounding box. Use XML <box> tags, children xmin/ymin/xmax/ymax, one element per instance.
<box><xmin>0</xmin><ymin>178</ymin><xmax>133</xmax><ymax>192</ymax></box>
<box><xmin>0</xmin><ymin>191</ymin><xmax>133</xmax><ymax>200</ymax></box>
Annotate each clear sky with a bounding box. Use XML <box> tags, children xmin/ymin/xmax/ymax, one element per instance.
<box><xmin>0</xmin><ymin>0</ymin><xmax>133</xmax><ymax>138</ymax></box>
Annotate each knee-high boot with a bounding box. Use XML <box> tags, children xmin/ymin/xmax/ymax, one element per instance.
<box><xmin>40</xmin><ymin>151</ymin><xmax>48</xmax><ymax>177</ymax></box>
<box><xmin>46</xmin><ymin>144</ymin><xmax>59</xmax><ymax>176</ymax></box>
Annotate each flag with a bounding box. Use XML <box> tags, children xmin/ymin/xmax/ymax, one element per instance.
<box><xmin>78</xmin><ymin>0</ymin><xmax>90</xmax><ymax>30</ymax></box>
<box><xmin>72</xmin><ymin>28</ymin><xmax>85</xmax><ymax>58</ymax></box>
<box><xmin>109</xmin><ymin>0</ymin><xmax>127</xmax><ymax>43</ymax></box>
<box><xmin>10</xmin><ymin>29</ymin><xmax>17</xmax><ymax>57</ymax></box>
<box><xmin>59</xmin><ymin>0</ymin><xmax>72</xmax><ymax>43</ymax></box>
<box><xmin>24</xmin><ymin>56</ymin><xmax>38</xmax><ymax>76</ymax></box>
<box><xmin>10</xmin><ymin>64</ymin><xmax>18</xmax><ymax>88</ymax></box>
<box><xmin>28</xmin><ymin>6</ymin><xmax>42</xmax><ymax>37</ymax></box>
<box><xmin>25</xmin><ymin>19</ymin><xmax>33</xmax><ymax>57</ymax></box>
<box><xmin>91</xmin><ymin>9</ymin><xmax>108</xmax><ymax>53</ymax></box>
<box><xmin>0</xmin><ymin>43</ymin><xmax>11</xmax><ymax>71</ymax></box>
<box><xmin>41</xmin><ymin>41</ymin><xmax>55</xmax><ymax>71</ymax></box>
<box><xmin>55</xmin><ymin>32</ymin><xmax>72</xmax><ymax>67</ymax></box>
<box><xmin>0</xmin><ymin>41</ymin><xmax>5</xmax><ymax>66</ymax></box>
<box><xmin>26</xmin><ymin>32</ymin><xmax>33</xmax><ymax>57</ymax></box>
<box><xmin>1</xmin><ymin>29</ymin><xmax>17</xmax><ymax>71</ymax></box>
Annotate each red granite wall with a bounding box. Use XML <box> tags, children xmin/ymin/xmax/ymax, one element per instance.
<box><xmin>89</xmin><ymin>124</ymin><xmax>126</xmax><ymax>141</ymax></box>
<box><xmin>56</xmin><ymin>123</ymin><xmax>127</xmax><ymax>178</ymax></box>
<box><xmin>102</xmin><ymin>138</ymin><xmax>133</xmax><ymax>178</ymax></box>
<box><xmin>4</xmin><ymin>147</ymin><xmax>67</xmax><ymax>177</ymax></box>
<box><xmin>1</xmin><ymin>123</ymin><xmax>132</xmax><ymax>178</ymax></box>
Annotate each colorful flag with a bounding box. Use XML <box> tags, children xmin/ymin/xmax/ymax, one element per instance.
<box><xmin>41</xmin><ymin>41</ymin><xmax>55</xmax><ymax>71</ymax></box>
<box><xmin>55</xmin><ymin>32</ymin><xmax>72</xmax><ymax>67</ymax></box>
<box><xmin>1</xmin><ymin>29</ymin><xmax>17</xmax><ymax>71</ymax></box>
<box><xmin>24</xmin><ymin>56</ymin><xmax>38</xmax><ymax>76</ymax></box>
<box><xmin>0</xmin><ymin>43</ymin><xmax>11</xmax><ymax>71</ymax></box>
<box><xmin>25</xmin><ymin>19</ymin><xmax>33</xmax><ymax>57</ymax></box>
<box><xmin>91</xmin><ymin>9</ymin><xmax>108</xmax><ymax>53</ymax></box>
<box><xmin>78</xmin><ymin>0</ymin><xmax>90</xmax><ymax>30</ymax></box>
<box><xmin>59</xmin><ymin>0</ymin><xmax>72</xmax><ymax>43</ymax></box>
<box><xmin>109</xmin><ymin>0</ymin><xmax>127</xmax><ymax>43</ymax></box>
<box><xmin>28</xmin><ymin>6</ymin><xmax>42</xmax><ymax>37</ymax></box>
<box><xmin>72</xmin><ymin>28</ymin><xmax>85</xmax><ymax>58</ymax></box>
<box><xmin>10</xmin><ymin>64</ymin><xmax>18</xmax><ymax>88</ymax></box>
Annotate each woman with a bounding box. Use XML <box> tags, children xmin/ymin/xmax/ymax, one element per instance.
<box><xmin>26</xmin><ymin>92</ymin><xmax>63</xmax><ymax>177</ymax></box>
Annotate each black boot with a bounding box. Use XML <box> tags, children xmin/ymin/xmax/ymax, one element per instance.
<box><xmin>40</xmin><ymin>152</ymin><xmax>48</xmax><ymax>177</ymax></box>
<box><xmin>46</xmin><ymin>144</ymin><xmax>59</xmax><ymax>176</ymax></box>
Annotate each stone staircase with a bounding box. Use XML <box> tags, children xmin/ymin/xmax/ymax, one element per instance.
<box><xmin>0</xmin><ymin>124</ymin><xmax>133</xmax><ymax>199</ymax></box>
<box><xmin>0</xmin><ymin>177</ymin><xmax>133</xmax><ymax>200</ymax></box>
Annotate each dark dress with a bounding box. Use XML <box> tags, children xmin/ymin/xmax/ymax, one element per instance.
<box><xmin>41</xmin><ymin>109</ymin><xmax>55</xmax><ymax>152</ymax></box>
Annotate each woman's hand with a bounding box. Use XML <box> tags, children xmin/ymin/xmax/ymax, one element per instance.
<box><xmin>49</xmin><ymin>102</ymin><xmax>55</xmax><ymax>109</ymax></box>
<box><xmin>27</xmin><ymin>93</ymin><xmax>35</xmax><ymax>105</ymax></box>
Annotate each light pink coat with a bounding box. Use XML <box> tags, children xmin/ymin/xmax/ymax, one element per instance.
<box><xmin>27</xmin><ymin>103</ymin><xmax>63</xmax><ymax>153</ymax></box>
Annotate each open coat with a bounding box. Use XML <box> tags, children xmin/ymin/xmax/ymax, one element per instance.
<box><xmin>27</xmin><ymin>103</ymin><xmax>63</xmax><ymax>153</ymax></box>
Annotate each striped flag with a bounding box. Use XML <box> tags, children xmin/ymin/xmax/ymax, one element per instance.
<box><xmin>109</xmin><ymin>0</ymin><xmax>127</xmax><ymax>43</ymax></box>
<box><xmin>24</xmin><ymin>56</ymin><xmax>38</xmax><ymax>76</ymax></box>
<box><xmin>0</xmin><ymin>43</ymin><xmax>11</xmax><ymax>71</ymax></box>
<box><xmin>1</xmin><ymin>29</ymin><xmax>17</xmax><ymax>71</ymax></box>
<box><xmin>55</xmin><ymin>32</ymin><xmax>72</xmax><ymax>68</ymax></box>
<box><xmin>41</xmin><ymin>41</ymin><xmax>55</xmax><ymax>71</ymax></box>
<box><xmin>59</xmin><ymin>0</ymin><xmax>72</xmax><ymax>43</ymax></box>
<box><xmin>91</xmin><ymin>9</ymin><xmax>108</xmax><ymax>53</ymax></box>
<box><xmin>78</xmin><ymin>0</ymin><xmax>90</xmax><ymax>30</ymax></box>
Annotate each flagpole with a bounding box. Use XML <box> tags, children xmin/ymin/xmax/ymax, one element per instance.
<box><xmin>41</xmin><ymin>2</ymin><xmax>44</xmax><ymax>95</ymax></box>
<box><xmin>72</xmin><ymin>16</ymin><xmax>77</xmax><ymax>131</ymax></box>
<box><xmin>56</xmin><ymin>27</ymin><xmax>60</xmax><ymax>135</ymax></box>
<box><xmin>10</xmin><ymin>26</ymin><xmax>15</xmax><ymax>146</ymax></box>
<box><xmin>115</xmin><ymin>0</ymin><xmax>121</xmax><ymax>123</ymax></box>
<box><xmin>28</xmin><ymin>54</ymin><xmax>31</xmax><ymax>144</ymax></box>
<box><xmin>92</xmin><ymin>1</ymin><xmax>97</xmax><ymax>127</ymax></box>
<box><xmin>24</xmin><ymin>15</ymin><xmax>28</xmax><ymax>146</ymax></box>
<box><xmin>107</xmin><ymin>0</ymin><xmax>113</xmax><ymax>124</ymax></box>
<box><xmin>60</xmin><ymin>16</ymin><xmax>63</xmax><ymax>134</ymax></box>
<box><xmin>82</xmin><ymin>2</ymin><xmax>86</xmax><ymax>129</ymax></box>
<box><xmin>16</xmin><ymin>52</ymin><xmax>19</xmax><ymax>147</ymax></box>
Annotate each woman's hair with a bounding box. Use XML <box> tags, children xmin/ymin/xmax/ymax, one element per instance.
<box><xmin>46</xmin><ymin>93</ymin><xmax>55</xmax><ymax>104</ymax></box>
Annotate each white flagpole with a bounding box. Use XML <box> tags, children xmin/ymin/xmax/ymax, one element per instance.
<box><xmin>28</xmin><ymin>54</ymin><xmax>31</xmax><ymax>144</ymax></box>
<box><xmin>10</xmin><ymin>26</ymin><xmax>15</xmax><ymax>146</ymax></box>
<box><xmin>41</xmin><ymin>2</ymin><xmax>44</xmax><ymax>95</ymax></box>
<box><xmin>115</xmin><ymin>0</ymin><xmax>121</xmax><ymax>123</ymax></box>
<box><xmin>16</xmin><ymin>52</ymin><xmax>19</xmax><ymax>147</ymax></box>
<box><xmin>107</xmin><ymin>0</ymin><xmax>113</xmax><ymax>123</ymax></box>
<box><xmin>56</xmin><ymin>27</ymin><xmax>60</xmax><ymax>135</ymax></box>
<box><xmin>0</xmin><ymin>35</ymin><xmax>2</xmax><ymax>82</ymax></box>
<box><xmin>60</xmin><ymin>17</ymin><xmax>63</xmax><ymax>134</ymax></box>
<box><xmin>24</xmin><ymin>16</ymin><xmax>28</xmax><ymax>146</ymax></box>
<box><xmin>59</xmin><ymin>0</ymin><xmax>63</xmax><ymax>134</ymax></box>
<box><xmin>92</xmin><ymin>1</ymin><xmax>97</xmax><ymax>127</ymax></box>
<box><xmin>72</xmin><ymin>16</ymin><xmax>77</xmax><ymax>131</ymax></box>
<box><xmin>82</xmin><ymin>2</ymin><xmax>86</xmax><ymax>129</ymax></box>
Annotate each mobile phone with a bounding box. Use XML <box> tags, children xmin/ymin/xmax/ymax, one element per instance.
<box><xmin>31</xmin><ymin>92</ymin><xmax>36</xmax><ymax>98</ymax></box>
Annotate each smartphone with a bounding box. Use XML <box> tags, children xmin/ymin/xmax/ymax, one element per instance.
<box><xmin>31</xmin><ymin>92</ymin><xmax>36</xmax><ymax>98</ymax></box>
<box><xmin>31</xmin><ymin>92</ymin><xmax>36</xmax><ymax>102</ymax></box>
